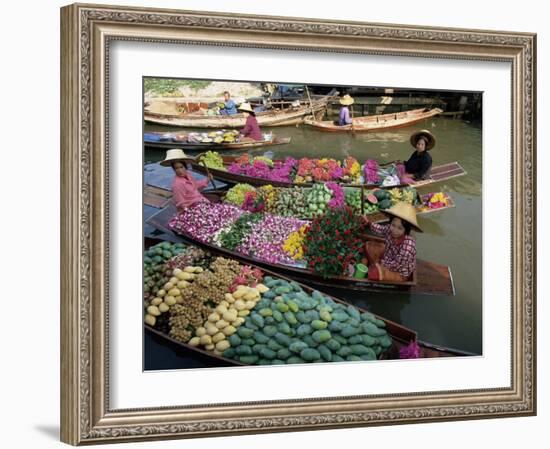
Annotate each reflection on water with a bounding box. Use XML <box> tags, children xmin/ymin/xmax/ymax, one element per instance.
<box><xmin>144</xmin><ymin>116</ymin><xmax>482</xmax><ymax>354</ymax></box>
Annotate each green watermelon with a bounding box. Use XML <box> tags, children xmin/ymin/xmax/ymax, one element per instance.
<box><xmin>378</xmin><ymin>199</ymin><xmax>392</xmax><ymax>210</ymax></box>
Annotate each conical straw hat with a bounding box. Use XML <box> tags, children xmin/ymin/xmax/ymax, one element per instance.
<box><xmin>382</xmin><ymin>201</ymin><xmax>423</xmax><ymax>233</ymax></box>
<box><xmin>160</xmin><ymin>149</ymin><xmax>192</xmax><ymax>167</ymax></box>
<box><xmin>339</xmin><ymin>94</ymin><xmax>355</xmax><ymax>105</ymax></box>
<box><xmin>237</xmin><ymin>102</ymin><xmax>255</xmax><ymax>114</ymax></box>
<box><xmin>410</xmin><ymin>129</ymin><xmax>436</xmax><ymax>151</ymax></box>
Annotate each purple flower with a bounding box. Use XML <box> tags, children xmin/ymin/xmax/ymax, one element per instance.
<box><xmin>399</xmin><ymin>340</ymin><xmax>421</xmax><ymax>359</ymax></box>
<box><xmin>326</xmin><ymin>182</ymin><xmax>345</xmax><ymax>209</ymax></box>
<box><xmin>169</xmin><ymin>202</ymin><xmax>244</xmax><ymax>243</ymax></box>
<box><xmin>236</xmin><ymin>214</ymin><xmax>307</xmax><ymax>264</ymax></box>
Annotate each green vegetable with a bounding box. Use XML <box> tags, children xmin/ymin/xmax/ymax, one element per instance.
<box><xmin>253</xmin><ymin>331</ymin><xmax>269</xmax><ymax>344</ymax></box>
<box><xmin>260</xmin><ymin>348</ymin><xmax>277</xmax><ymax>360</ymax></box>
<box><xmin>228</xmin><ymin>334</ymin><xmax>241</xmax><ymax>346</ymax></box>
<box><xmin>300</xmin><ymin>348</ymin><xmax>321</xmax><ymax>362</ymax></box>
<box><xmin>312</xmin><ymin>330</ymin><xmax>331</xmax><ymax>343</ymax></box>
<box><xmin>317</xmin><ymin>344</ymin><xmax>332</xmax><ymax>362</ymax></box>
<box><xmin>239</xmin><ymin>355</ymin><xmax>259</xmax><ymax>364</ymax></box>
<box><xmin>297</xmin><ymin>324</ymin><xmax>313</xmax><ymax>337</ymax></box>
<box><xmin>341</xmin><ymin>326</ymin><xmax>360</xmax><ymax>338</ymax></box>
<box><xmin>236</xmin><ymin>345</ymin><xmax>253</xmax><ymax>356</ymax></box>
<box><xmin>311</xmin><ymin>320</ymin><xmax>328</xmax><ymax>330</ymax></box>
<box><xmin>289</xmin><ymin>341</ymin><xmax>309</xmax><ymax>353</ymax></box>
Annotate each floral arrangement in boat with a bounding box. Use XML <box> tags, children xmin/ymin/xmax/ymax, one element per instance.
<box><xmin>224</xmin><ymin>153</ymin><xmax>362</xmax><ymax>184</ymax></box>
<box><xmin>302</xmin><ymin>207</ymin><xmax>365</xmax><ymax>278</ymax></box>
<box><xmin>227</xmin><ymin>154</ymin><xmax>297</xmax><ymax>183</ymax></box>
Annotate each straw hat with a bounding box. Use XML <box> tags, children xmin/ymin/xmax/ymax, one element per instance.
<box><xmin>382</xmin><ymin>202</ymin><xmax>423</xmax><ymax>233</ymax></box>
<box><xmin>160</xmin><ymin>149</ymin><xmax>192</xmax><ymax>167</ymax></box>
<box><xmin>339</xmin><ymin>94</ymin><xmax>355</xmax><ymax>106</ymax></box>
<box><xmin>237</xmin><ymin>102</ymin><xmax>255</xmax><ymax>114</ymax></box>
<box><xmin>410</xmin><ymin>129</ymin><xmax>436</xmax><ymax>151</ymax></box>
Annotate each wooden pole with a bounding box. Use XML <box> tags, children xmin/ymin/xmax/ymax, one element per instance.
<box><xmin>305</xmin><ymin>85</ymin><xmax>314</xmax><ymax>119</ymax></box>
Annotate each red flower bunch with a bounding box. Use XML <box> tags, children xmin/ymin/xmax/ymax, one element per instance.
<box><xmin>241</xmin><ymin>191</ymin><xmax>266</xmax><ymax>212</ymax></box>
<box><xmin>235</xmin><ymin>154</ymin><xmax>251</xmax><ymax>165</ymax></box>
<box><xmin>303</xmin><ymin>206</ymin><xmax>364</xmax><ymax>278</ymax></box>
<box><xmin>230</xmin><ymin>265</ymin><xmax>264</xmax><ymax>292</ymax></box>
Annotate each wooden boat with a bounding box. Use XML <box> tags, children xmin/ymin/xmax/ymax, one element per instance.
<box><xmin>144</xmin><ymin>238</ymin><xmax>471</xmax><ymax>365</ymax></box>
<box><xmin>145</xmin><ymin>204</ymin><xmax>455</xmax><ymax>296</ymax></box>
<box><xmin>144</xmin><ymin>96</ymin><xmax>331</xmax><ymax>128</ymax></box>
<box><xmin>304</xmin><ymin>107</ymin><xmax>443</xmax><ymax>132</ymax></box>
<box><xmin>144</xmin><ymin>132</ymin><xmax>291</xmax><ymax>152</ymax></box>
<box><xmin>143</xmin><ymin>185</ymin><xmax>455</xmax><ymax>223</ymax></box>
<box><xmin>189</xmin><ymin>154</ymin><xmax>467</xmax><ymax>189</ymax></box>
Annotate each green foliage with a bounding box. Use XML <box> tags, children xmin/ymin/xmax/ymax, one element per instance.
<box><xmin>144</xmin><ymin>78</ymin><xmax>212</xmax><ymax>95</ymax></box>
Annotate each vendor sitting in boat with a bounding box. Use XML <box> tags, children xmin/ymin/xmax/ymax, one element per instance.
<box><xmin>161</xmin><ymin>149</ymin><xmax>212</xmax><ymax>213</ymax></box>
<box><xmin>398</xmin><ymin>129</ymin><xmax>435</xmax><ymax>182</ymax></box>
<box><xmin>238</xmin><ymin>102</ymin><xmax>263</xmax><ymax>142</ymax></box>
<box><xmin>219</xmin><ymin>91</ymin><xmax>238</xmax><ymax>115</ymax></box>
<box><xmin>361</xmin><ymin>202</ymin><xmax>422</xmax><ymax>282</ymax></box>
<box><xmin>337</xmin><ymin>94</ymin><xmax>354</xmax><ymax>126</ymax></box>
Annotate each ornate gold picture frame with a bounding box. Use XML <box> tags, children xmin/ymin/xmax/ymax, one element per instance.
<box><xmin>60</xmin><ymin>3</ymin><xmax>536</xmax><ymax>445</ymax></box>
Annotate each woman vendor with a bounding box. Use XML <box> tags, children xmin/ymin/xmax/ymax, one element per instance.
<box><xmin>238</xmin><ymin>102</ymin><xmax>263</xmax><ymax>141</ymax></box>
<box><xmin>361</xmin><ymin>202</ymin><xmax>422</xmax><ymax>282</ymax></box>
<box><xmin>398</xmin><ymin>129</ymin><xmax>435</xmax><ymax>182</ymax></box>
<box><xmin>160</xmin><ymin>149</ymin><xmax>212</xmax><ymax>213</ymax></box>
<box><xmin>337</xmin><ymin>94</ymin><xmax>354</xmax><ymax>126</ymax></box>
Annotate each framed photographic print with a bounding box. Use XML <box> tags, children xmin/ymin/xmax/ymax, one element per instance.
<box><xmin>60</xmin><ymin>3</ymin><xmax>536</xmax><ymax>445</ymax></box>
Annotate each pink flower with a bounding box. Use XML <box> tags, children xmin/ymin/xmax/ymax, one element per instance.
<box><xmin>399</xmin><ymin>340</ymin><xmax>421</xmax><ymax>359</ymax></box>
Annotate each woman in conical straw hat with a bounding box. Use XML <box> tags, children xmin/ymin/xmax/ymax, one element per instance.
<box><xmin>238</xmin><ymin>102</ymin><xmax>263</xmax><ymax>142</ymax></box>
<box><xmin>397</xmin><ymin>129</ymin><xmax>436</xmax><ymax>183</ymax></box>
<box><xmin>337</xmin><ymin>94</ymin><xmax>354</xmax><ymax>126</ymax></box>
<box><xmin>160</xmin><ymin>149</ymin><xmax>211</xmax><ymax>213</ymax></box>
<box><xmin>361</xmin><ymin>201</ymin><xmax>422</xmax><ymax>282</ymax></box>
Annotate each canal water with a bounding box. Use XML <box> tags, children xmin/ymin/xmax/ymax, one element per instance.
<box><xmin>144</xmin><ymin>116</ymin><xmax>482</xmax><ymax>355</ymax></box>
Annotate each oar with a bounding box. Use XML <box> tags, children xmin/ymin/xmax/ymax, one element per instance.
<box><xmin>192</xmin><ymin>153</ymin><xmax>217</xmax><ymax>191</ymax></box>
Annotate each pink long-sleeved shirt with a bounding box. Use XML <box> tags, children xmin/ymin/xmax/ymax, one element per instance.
<box><xmin>172</xmin><ymin>172</ymin><xmax>209</xmax><ymax>210</ymax></box>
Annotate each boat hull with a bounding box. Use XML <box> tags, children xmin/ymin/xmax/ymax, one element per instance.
<box><xmin>304</xmin><ymin>107</ymin><xmax>443</xmax><ymax>132</ymax></box>
<box><xmin>144</xmin><ymin>136</ymin><xmax>291</xmax><ymax>152</ymax></box>
<box><xmin>144</xmin><ymin>99</ymin><xmax>329</xmax><ymax>128</ymax></box>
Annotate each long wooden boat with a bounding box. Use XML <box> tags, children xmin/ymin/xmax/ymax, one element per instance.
<box><xmin>143</xmin><ymin>185</ymin><xmax>455</xmax><ymax>223</ymax></box>
<box><xmin>144</xmin><ymin>96</ymin><xmax>331</xmax><ymax>128</ymax></box>
<box><xmin>145</xmin><ymin>205</ymin><xmax>455</xmax><ymax>296</ymax></box>
<box><xmin>144</xmin><ymin>133</ymin><xmax>291</xmax><ymax>152</ymax></box>
<box><xmin>144</xmin><ymin>238</ymin><xmax>471</xmax><ymax>365</ymax></box>
<box><xmin>189</xmin><ymin>154</ymin><xmax>467</xmax><ymax>189</ymax></box>
<box><xmin>304</xmin><ymin>107</ymin><xmax>443</xmax><ymax>132</ymax></box>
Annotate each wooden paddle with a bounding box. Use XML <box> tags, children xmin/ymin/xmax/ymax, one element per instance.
<box><xmin>191</xmin><ymin>153</ymin><xmax>217</xmax><ymax>191</ymax></box>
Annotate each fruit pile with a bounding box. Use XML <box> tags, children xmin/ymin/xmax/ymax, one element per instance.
<box><xmin>143</xmin><ymin>242</ymin><xmax>394</xmax><ymax>364</ymax></box>
<box><xmin>225</xmin><ymin>183</ymin><xmax>256</xmax><ymax>206</ymax></box>
<box><xmin>188</xmin><ymin>283</ymin><xmax>269</xmax><ymax>355</ymax></box>
<box><xmin>144</xmin><ymin>265</ymin><xmax>203</xmax><ymax>329</ymax></box>
<box><xmin>271</xmin><ymin>186</ymin><xmax>306</xmax><ymax>217</ymax></box>
<box><xmin>419</xmin><ymin>192</ymin><xmax>449</xmax><ymax>211</ymax></box>
<box><xmin>144</xmin><ymin>242</ymin><xmax>188</xmax><ymax>297</ymax></box>
<box><xmin>344</xmin><ymin>188</ymin><xmax>362</xmax><ymax>213</ymax></box>
<box><xmin>199</xmin><ymin>150</ymin><xmax>226</xmax><ymax>170</ymax></box>
<box><xmin>304</xmin><ymin>183</ymin><xmax>332</xmax><ymax>216</ymax></box>
<box><xmin>167</xmin><ymin>257</ymin><xmax>242</xmax><ymax>342</ymax></box>
<box><xmin>221</xmin><ymin>277</ymin><xmax>392</xmax><ymax>364</ymax></box>
<box><xmin>188</xmin><ymin>130</ymin><xmax>239</xmax><ymax>144</ymax></box>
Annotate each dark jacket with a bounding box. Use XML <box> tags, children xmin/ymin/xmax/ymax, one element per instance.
<box><xmin>404</xmin><ymin>151</ymin><xmax>432</xmax><ymax>180</ymax></box>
